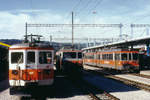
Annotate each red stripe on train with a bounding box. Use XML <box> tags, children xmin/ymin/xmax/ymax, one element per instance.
<box><xmin>9</xmin><ymin>69</ymin><xmax>54</xmax><ymax>81</ymax></box>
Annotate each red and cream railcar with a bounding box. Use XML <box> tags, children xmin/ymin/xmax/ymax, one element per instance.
<box><xmin>9</xmin><ymin>43</ymin><xmax>54</xmax><ymax>89</ymax></box>
<box><xmin>83</xmin><ymin>50</ymin><xmax>139</xmax><ymax>71</ymax></box>
<box><xmin>56</xmin><ymin>49</ymin><xmax>83</xmax><ymax>73</ymax></box>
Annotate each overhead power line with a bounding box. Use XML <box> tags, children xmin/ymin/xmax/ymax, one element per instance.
<box><xmin>72</xmin><ymin>0</ymin><xmax>83</xmax><ymax>11</ymax></box>
<box><xmin>27</xmin><ymin>24</ymin><xmax>122</xmax><ymax>27</ymax></box>
<box><xmin>87</xmin><ymin>0</ymin><xmax>103</xmax><ymax>15</ymax></box>
<box><xmin>131</xmin><ymin>24</ymin><xmax>150</xmax><ymax>27</ymax></box>
<box><xmin>77</xmin><ymin>0</ymin><xmax>92</xmax><ymax>14</ymax></box>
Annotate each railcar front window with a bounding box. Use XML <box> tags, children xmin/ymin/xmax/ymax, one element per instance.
<box><xmin>27</xmin><ymin>52</ymin><xmax>35</xmax><ymax>64</ymax></box>
<box><xmin>63</xmin><ymin>52</ymin><xmax>76</xmax><ymax>59</ymax></box>
<box><xmin>11</xmin><ymin>52</ymin><xmax>23</xmax><ymax>64</ymax></box>
<box><xmin>133</xmin><ymin>53</ymin><xmax>138</xmax><ymax>60</ymax></box>
<box><xmin>121</xmin><ymin>53</ymin><xmax>128</xmax><ymax>60</ymax></box>
<box><xmin>78</xmin><ymin>52</ymin><xmax>82</xmax><ymax>59</ymax></box>
<box><xmin>39</xmin><ymin>52</ymin><xmax>52</xmax><ymax>64</ymax></box>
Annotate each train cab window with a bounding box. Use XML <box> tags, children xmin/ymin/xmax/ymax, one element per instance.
<box><xmin>133</xmin><ymin>53</ymin><xmax>138</xmax><ymax>60</ymax></box>
<box><xmin>11</xmin><ymin>52</ymin><xmax>23</xmax><ymax>64</ymax></box>
<box><xmin>39</xmin><ymin>52</ymin><xmax>52</xmax><ymax>64</ymax></box>
<box><xmin>63</xmin><ymin>52</ymin><xmax>76</xmax><ymax>59</ymax></box>
<box><xmin>78</xmin><ymin>52</ymin><xmax>82</xmax><ymax>59</ymax></box>
<box><xmin>121</xmin><ymin>53</ymin><xmax>128</xmax><ymax>60</ymax></box>
<box><xmin>27</xmin><ymin>52</ymin><xmax>35</xmax><ymax>64</ymax></box>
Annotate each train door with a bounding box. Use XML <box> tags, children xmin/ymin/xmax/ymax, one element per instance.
<box><xmin>114</xmin><ymin>53</ymin><xmax>120</xmax><ymax>70</ymax></box>
<box><xmin>94</xmin><ymin>53</ymin><xmax>96</xmax><ymax>66</ymax></box>
<box><xmin>56</xmin><ymin>52</ymin><xmax>61</xmax><ymax>71</ymax></box>
<box><xmin>77</xmin><ymin>52</ymin><xmax>82</xmax><ymax>64</ymax></box>
<box><xmin>9</xmin><ymin>50</ymin><xmax>25</xmax><ymax>86</ymax></box>
<box><xmin>25</xmin><ymin>50</ymin><xmax>37</xmax><ymax>82</ymax></box>
<box><xmin>60</xmin><ymin>52</ymin><xmax>63</xmax><ymax>69</ymax></box>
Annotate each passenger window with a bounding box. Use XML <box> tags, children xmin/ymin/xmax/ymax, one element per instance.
<box><xmin>133</xmin><ymin>53</ymin><xmax>138</xmax><ymax>60</ymax></box>
<box><xmin>39</xmin><ymin>52</ymin><xmax>52</xmax><ymax>64</ymax></box>
<box><xmin>27</xmin><ymin>52</ymin><xmax>35</xmax><ymax>64</ymax></box>
<box><xmin>109</xmin><ymin>54</ymin><xmax>113</xmax><ymax>60</ymax></box>
<box><xmin>121</xmin><ymin>53</ymin><xmax>128</xmax><ymax>60</ymax></box>
<box><xmin>11</xmin><ymin>52</ymin><xmax>23</xmax><ymax>64</ymax></box>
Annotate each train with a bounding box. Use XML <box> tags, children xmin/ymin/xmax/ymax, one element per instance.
<box><xmin>83</xmin><ymin>49</ymin><xmax>139</xmax><ymax>72</ymax></box>
<box><xmin>0</xmin><ymin>46</ymin><xmax>8</xmax><ymax>80</ymax></box>
<box><xmin>56</xmin><ymin>49</ymin><xmax>83</xmax><ymax>74</ymax></box>
<box><xmin>9</xmin><ymin>35</ymin><xmax>54</xmax><ymax>94</ymax></box>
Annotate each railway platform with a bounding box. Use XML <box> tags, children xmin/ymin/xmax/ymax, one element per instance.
<box><xmin>140</xmin><ymin>70</ymin><xmax>150</xmax><ymax>76</ymax></box>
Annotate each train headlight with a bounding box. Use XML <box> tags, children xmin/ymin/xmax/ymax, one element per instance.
<box><xmin>29</xmin><ymin>71</ymin><xmax>34</xmax><ymax>75</ymax></box>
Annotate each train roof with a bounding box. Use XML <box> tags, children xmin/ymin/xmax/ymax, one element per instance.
<box><xmin>85</xmin><ymin>50</ymin><xmax>138</xmax><ymax>54</ymax></box>
<box><xmin>60</xmin><ymin>50</ymin><xmax>81</xmax><ymax>52</ymax></box>
<box><xmin>9</xmin><ymin>43</ymin><xmax>54</xmax><ymax>50</ymax></box>
<box><xmin>56</xmin><ymin>49</ymin><xmax>82</xmax><ymax>55</ymax></box>
<box><xmin>82</xmin><ymin>36</ymin><xmax>150</xmax><ymax>51</ymax></box>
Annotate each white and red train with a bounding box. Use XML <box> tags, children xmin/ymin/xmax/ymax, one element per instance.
<box><xmin>9</xmin><ymin>38</ymin><xmax>54</xmax><ymax>94</ymax></box>
<box><xmin>83</xmin><ymin>49</ymin><xmax>139</xmax><ymax>72</ymax></box>
<box><xmin>56</xmin><ymin>49</ymin><xmax>83</xmax><ymax>74</ymax></box>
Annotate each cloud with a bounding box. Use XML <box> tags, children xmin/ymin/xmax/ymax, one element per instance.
<box><xmin>0</xmin><ymin>8</ymin><xmax>149</xmax><ymax>42</ymax></box>
<box><xmin>0</xmin><ymin>10</ymin><xmax>69</xmax><ymax>39</ymax></box>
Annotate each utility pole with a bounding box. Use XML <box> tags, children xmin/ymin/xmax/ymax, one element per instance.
<box><xmin>25</xmin><ymin>22</ymin><xmax>28</xmax><ymax>42</ymax></box>
<box><xmin>72</xmin><ymin>12</ymin><xmax>74</xmax><ymax>48</ymax></box>
<box><xmin>50</xmin><ymin>35</ymin><xmax>52</xmax><ymax>45</ymax></box>
<box><xmin>131</xmin><ymin>24</ymin><xmax>133</xmax><ymax>39</ymax></box>
<box><xmin>119</xmin><ymin>23</ymin><xmax>123</xmax><ymax>39</ymax></box>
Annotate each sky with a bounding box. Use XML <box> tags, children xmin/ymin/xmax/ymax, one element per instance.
<box><xmin>0</xmin><ymin>0</ymin><xmax>150</xmax><ymax>42</ymax></box>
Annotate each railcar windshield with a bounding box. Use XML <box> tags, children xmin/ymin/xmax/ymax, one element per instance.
<box><xmin>63</xmin><ymin>52</ymin><xmax>76</xmax><ymax>59</ymax></box>
<box><xmin>11</xmin><ymin>52</ymin><xmax>23</xmax><ymax>64</ymax></box>
<box><xmin>78</xmin><ymin>52</ymin><xmax>82</xmax><ymax>59</ymax></box>
<box><xmin>27</xmin><ymin>52</ymin><xmax>35</xmax><ymax>64</ymax></box>
<box><xmin>39</xmin><ymin>52</ymin><xmax>52</xmax><ymax>64</ymax></box>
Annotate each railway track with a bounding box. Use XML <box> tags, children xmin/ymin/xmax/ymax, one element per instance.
<box><xmin>85</xmin><ymin>67</ymin><xmax>150</xmax><ymax>92</ymax></box>
<box><xmin>131</xmin><ymin>73</ymin><xmax>150</xmax><ymax>79</ymax></box>
<box><xmin>107</xmin><ymin>75</ymin><xmax>150</xmax><ymax>92</ymax></box>
<box><xmin>67</xmin><ymin>73</ymin><xmax>119</xmax><ymax>100</ymax></box>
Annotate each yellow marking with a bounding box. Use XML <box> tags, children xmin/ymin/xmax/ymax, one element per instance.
<box><xmin>0</xmin><ymin>42</ymin><xmax>11</xmax><ymax>47</ymax></box>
